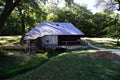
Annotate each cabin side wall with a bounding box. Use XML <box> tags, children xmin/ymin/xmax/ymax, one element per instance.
<box><xmin>42</xmin><ymin>35</ymin><xmax>58</xmax><ymax>46</ymax></box>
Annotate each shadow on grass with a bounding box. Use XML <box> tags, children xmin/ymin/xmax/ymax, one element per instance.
<box><xmin>0</xmin><ymin>48</ymin><xmax>67</xmax><ymax>80</ymax></box>
<box><xmin>8</xmin><ymin>40</ymin><xmax>16</xmax><ymax>43</ymax></box>
<box><xmin>47</xmin><ymin>49</ymin><xmax>66</xmax><ymax>58</ymax></box>
<box><xmin>0</xmin><ymin>50</ymin><xmax>48</xmax><ymax>80</ymax></box>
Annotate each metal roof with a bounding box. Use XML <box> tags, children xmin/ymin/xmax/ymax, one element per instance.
<box><xmin>25</xmin><ymin>22</ymin><xmax>84</xmax><ymax>40</ymax></box>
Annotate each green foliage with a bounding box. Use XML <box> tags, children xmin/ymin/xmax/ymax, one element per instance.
<box><xmin>45</xmin><ymin>3</ymin><xmax>120</xmax><ymax>38</ymax></box>
<box><xmin>49</xmin><ymin>3</ymin><xmax>94</xmax><ymax>36</ymax></box>
<box><xmin>91</xmin><ymin>12</ymin><xmax>114</xmax><ymax>36</ymax></box>
<box><xmin>1</xmin><ymin>0</ymin><xmax>120</xmax><ymax>39</ymax></box>
<box><xmin>18</xmin><ymin>0</ymin><xmax>47</xmax><ymax>30</ymax></box>
<box><xmin>65</xmin><ymin>0</ymin><xmax>74</xmax><ymax>6</ymax></box>
<box><xmin>105</xmin><ymin>25</ymin><xmax>120</xmax><ymax>38</ymax></box>
<box><xmin>11</xmin><ymin>50</ymin><xmax>120</xmax><ymax>80</ymax></box>
<box><xmin>46</xmin><ymin>13</ymin><xmax>59</xmax><ymax>22</ymax></box>
<box><xmin>0</xmin><ymin>0</ymin><xmax>47</xmax><ymax>35</ymax></box>
<box><xmin>2</xmin><ymin>12</ymin><xmax>22</xmax><ymax>35</ymax></box>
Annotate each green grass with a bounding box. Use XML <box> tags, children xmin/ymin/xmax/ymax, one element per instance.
<box><xmin>1</xmin><ymin>36</ymin><xmax>120</xmax><ymax>80</ymax></box>
<box><xmin>10</xmin><ymin>50</ymin><xmax>120</xmax><ymax>80</ymax></box>
<box><xmin>0</xmin><ymin>50</ymin><xmax>48</xmax><ymax>79</ymax></box>
<box><xmin>0</xmin><ymin>36</ymin><xmax>21</xmax><ymax>46</ymax></box>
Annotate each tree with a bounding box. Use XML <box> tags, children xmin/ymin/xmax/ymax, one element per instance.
<box><xmin>1</xmin><ymin>11</ymin><xmax>21</xmax><ymax>36</ymax></box>
<box><xmin>16</xmin><ymin>0</ymin><xmax>40</xmax><ymax>43</ymax></box>
<box><xmin>66</xmin><ymin>3</ymin><xmax>93</xmax><ymax>36</ymax></box>
<box><xmin>0</xmin><ymin>0</ymin><xmax>47</xmax><ymax>44</ymax></box>
<box><xmin>95</xmin><ymin>0</ymin><xmax>120</xmax><ymax>45</ymax></box>
<box><xmin>104</xmin><ymin>13</ymin><xmax>120</xmax><ymax>45</ymax></box>
<box><xmin>0</xmin><ymin>0</ymin><xmax>75</xmax><ymax>31</ymax></box>
<box><xmin>91</xmin><ymin>12</ymin><xmax>114</xmax><ymax>36</ymax></box>
<box><xmin>65</xmin><ymin>0</ymin><xmax>74</xmax><ymax>6</ymax></box>
<box><xmin>0</xmin><ymin>0</ymin><xmax>22</xmax><ymax>30</ymax></box>
<box><xmin>95</xmin><ymin>0</ymin><xmax>120</xmax><ymax>11</ymax></box>
<box><xmin>105</xmin><ymin>24</ymin><xmax>120</xmax><ymax>45</ymax></box>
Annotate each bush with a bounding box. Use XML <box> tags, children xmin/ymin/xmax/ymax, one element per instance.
<box><xmin>0</xmin><ymin>49</ymin><xmax>7</xmax><ymax>56</ymax></box>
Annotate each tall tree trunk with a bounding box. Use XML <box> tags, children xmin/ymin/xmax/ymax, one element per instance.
<box><xmin>20</xmin><ymin>15</ymin><xmax>25</xmax><ymax>44</ymax></box>
<box><xmin>17</xmin><ymin>6</ymin><xmax>26</xmax><ymax>44</ymax></box>
<box><xmin>0</xmin><ymin>0</ymin><xmax>21</xmax><ymax>30</ymax></box>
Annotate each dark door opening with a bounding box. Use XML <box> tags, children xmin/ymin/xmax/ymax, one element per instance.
<box><xmin>58</xmin><ymin>35</ymin><xmax>81</xmax><ymax>46</ymax></box>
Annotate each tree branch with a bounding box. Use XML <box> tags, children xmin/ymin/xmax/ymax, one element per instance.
<box><xmin>0</xmin><ymin>0</ymin><xmax>22</xmax><ymax>30</ymax></box>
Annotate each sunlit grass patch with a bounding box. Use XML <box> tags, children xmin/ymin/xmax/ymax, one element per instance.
<box><xmin>0</xmin><ymin>36</ymin><xmax>21</xmax><ymax>46</ymax></box>
<box><xmin>57</xmin><ymin>50</ymin><xmax>97</xmax><ymax>57</ymax></box>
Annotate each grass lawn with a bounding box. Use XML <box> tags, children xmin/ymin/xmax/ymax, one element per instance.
<box><xmin>0</xmin><ymin>50</ymin><xmax>48</xmax><ymax>80</ymax></box>
<box><xmin>82</xmin><ymin>38</ymin><xmax>120</xmax><ymax>49</ymax></box>
<box><xmin>0</xmin><ymin>36</ymin><xmax>21</xmax><ymax>46</ymax></box>
<box><xmin>1</xmin><ymin>36</ymin><xmax>120</xmax><ymax>80</ymax></box>
<box><xmin>10</xmin><ymin>50</ymin><xmax>120</xmax><ymax>80</ymax></box>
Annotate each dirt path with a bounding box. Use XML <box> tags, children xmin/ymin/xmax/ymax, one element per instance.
<box><xmin>84</xmin><ymin>40</ymin><xmax>120</xmax><ymax>56</ymax></box>
<box><xmin>0</xmin><ymin>45</ymin><xmax>26</xmax><ymax>50</ymax></box>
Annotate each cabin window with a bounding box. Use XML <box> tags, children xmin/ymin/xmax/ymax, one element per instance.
<box><xmin>46</xmin><ymin>40</ymin><xmax>49</xmax><ymax>43</ymax></box>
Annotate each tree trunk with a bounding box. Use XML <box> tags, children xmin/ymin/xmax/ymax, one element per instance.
<box><xmin>0</xmin><ymin>0</ymin><xmax>21</xmax><ymax>30</ymax></box>
<box><xmin>117</xmin><ymin>38</ymin><xmax>120</xmax><ymax>46</ymax></box>
<box><xmin>20</xmin><ymin>16</ymin><xmax>26</xmax><ymax>44</ymax></box>
<box><xmin>17</xmin><ymin>6</ymin><xmax>26</xmax><ymax>44</ymax></box>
